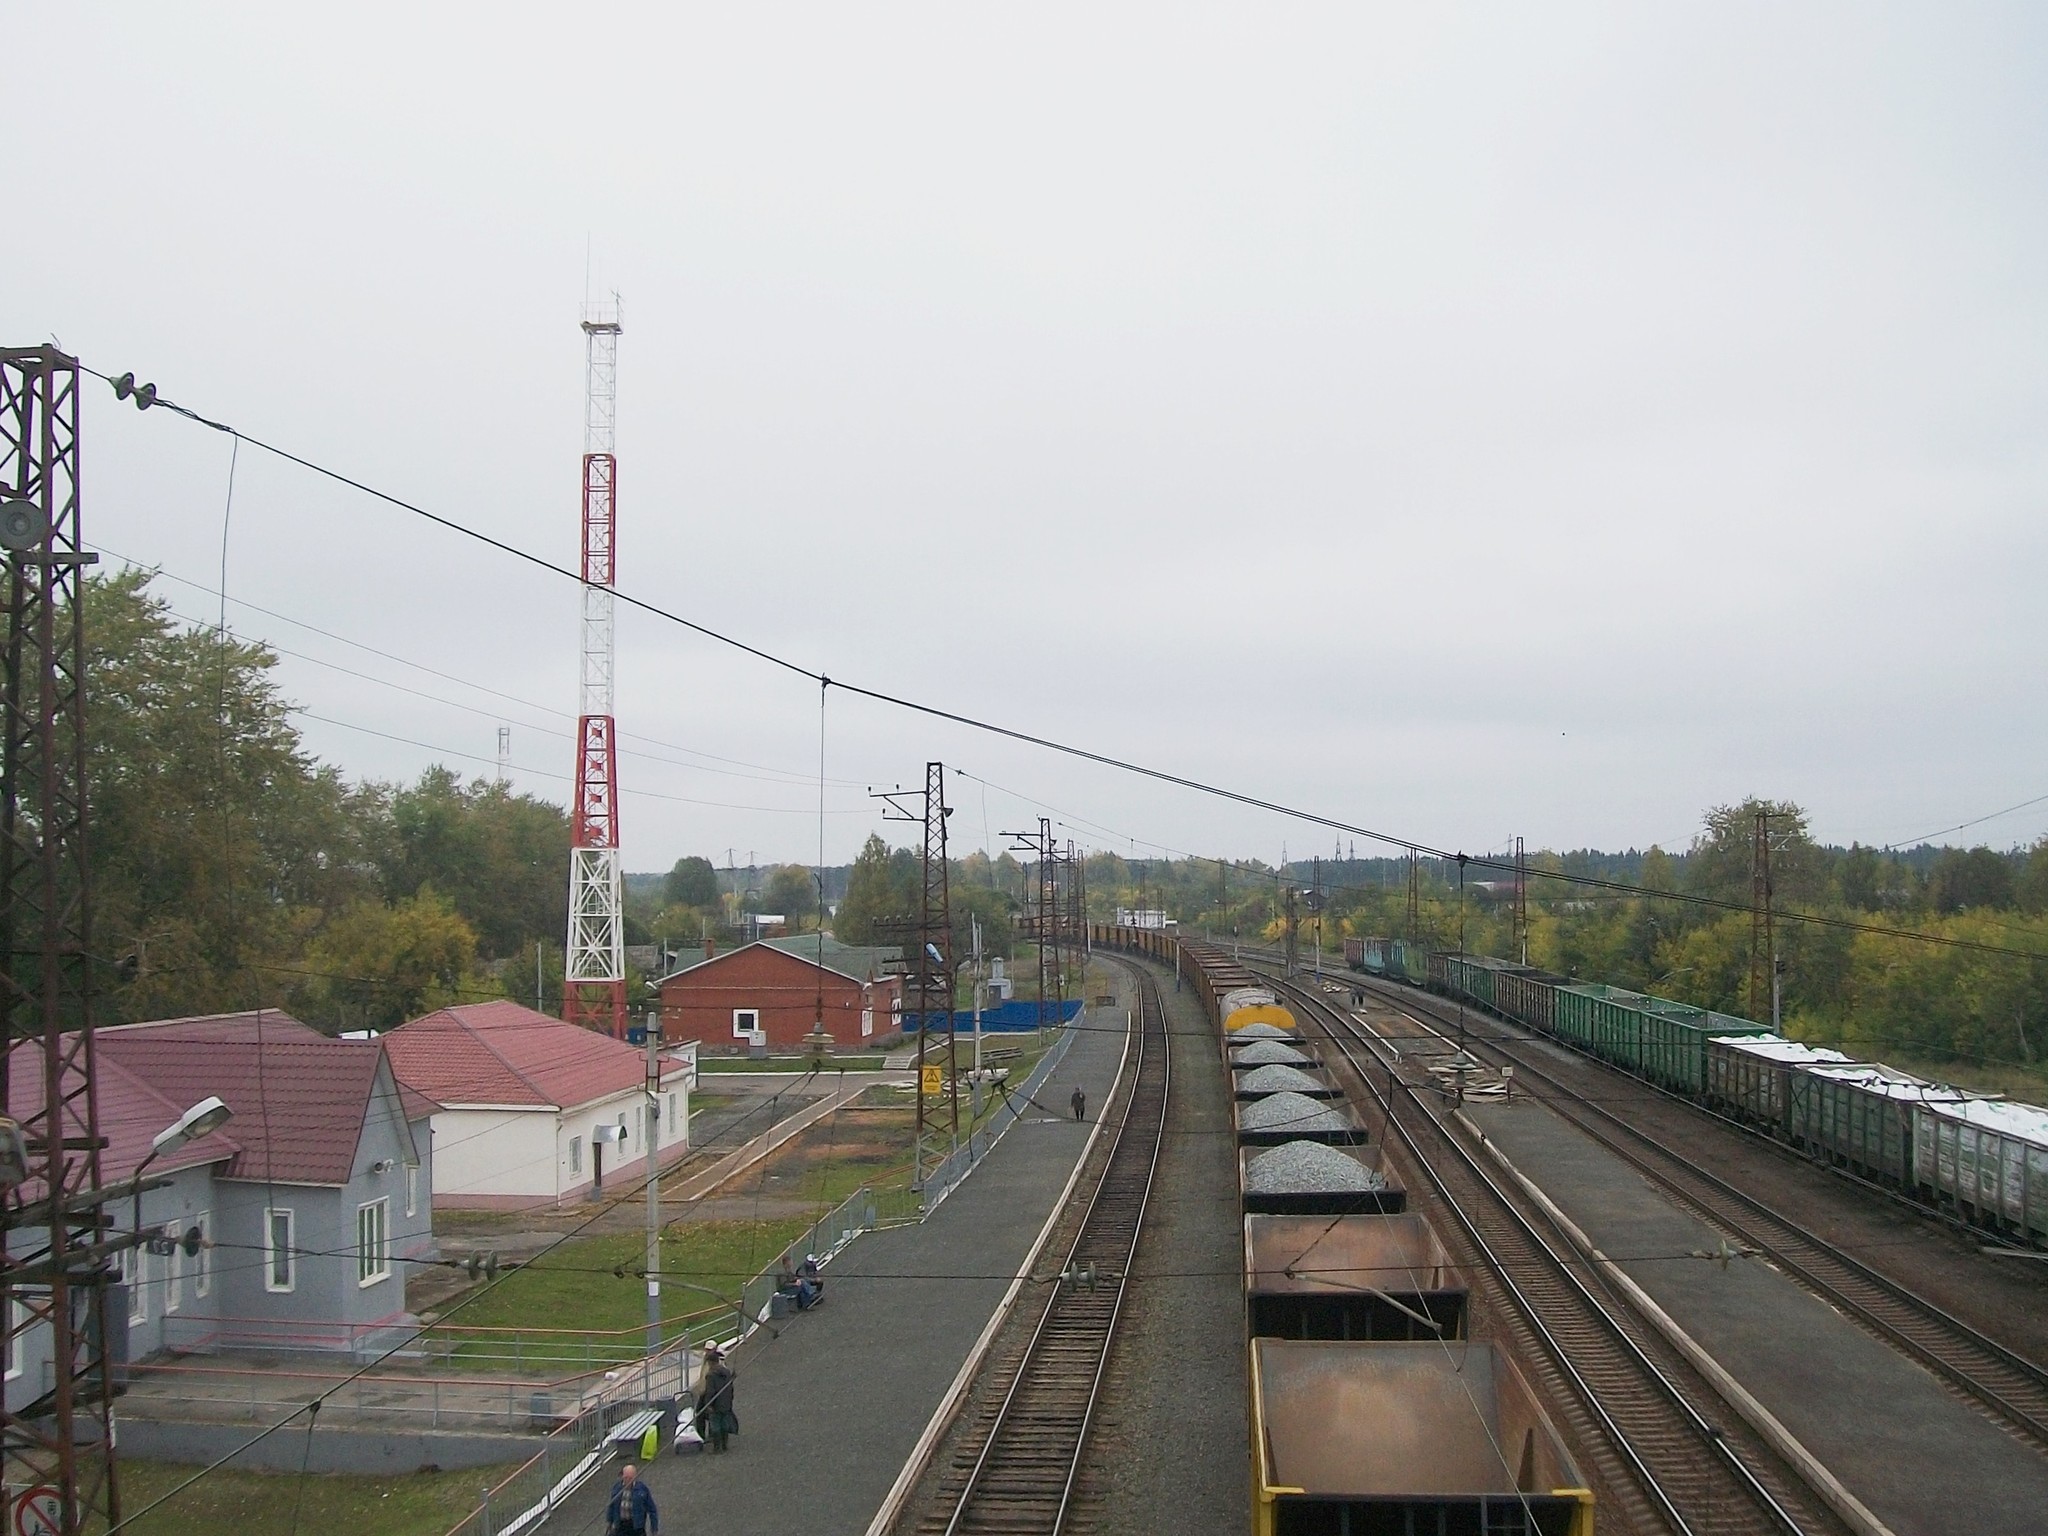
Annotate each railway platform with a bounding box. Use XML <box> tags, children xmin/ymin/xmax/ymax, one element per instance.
<box><xmin>544</xmin><ymin>992</ymin><xmax>1133</xmax><ymax>1536</ymax></box>
<box><xmin>1462</xmin><ymin>1054</ymin><xmax>2048</xmax><ymax>1536</ymax></box>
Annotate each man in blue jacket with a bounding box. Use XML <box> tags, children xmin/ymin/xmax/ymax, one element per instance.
<box><xmin>605</xmin><ymin>1463</ymin><xmax>659</xmax><ymax>1536</ymax></box>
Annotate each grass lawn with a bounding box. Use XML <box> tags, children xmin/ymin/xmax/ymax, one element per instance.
<box><xmin>435</xmin><ymin>1219</ymin><xmax>810</xmax><ymax>1371</ymax></box>
<box><xmin>699</xmin><ymin>1054</ymin><xmax>887</xmax><ymax>1073</ymax></box>
<box><xmin>113</xmin><ymin>1460</ymin><xmax>518</xmax><ymax>1536</ymax></box>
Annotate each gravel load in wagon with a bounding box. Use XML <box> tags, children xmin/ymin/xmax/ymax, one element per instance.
<box><xmin>1235</xmin><ymin>1063</ymin><xmax>1341</xmax><ymax>1100</ymax></box>
<box><xmin>1229</xmin><ymin>1039</ymin><xmax>1314</xmax><ymax>1070</ymax></box>
<box><xmin>1238</xmin><ymin>1091</ymin><xmax>1365</xmax><ymax>1146</ymax></box>
<box><xmin>1230</xmin><ymin>1022</ymin><xmax>1296</xmax><ymax>1041</ymax></box>
<box><xmin>1240</xmin><ymin>1141</ymin><xmax>1404</xmax><ymax>1215</ymax></box>
<box><xmin>1247</xmin><ymin>1140</ymin><xmax>1387</xmax><ymax>1193</ymax></box>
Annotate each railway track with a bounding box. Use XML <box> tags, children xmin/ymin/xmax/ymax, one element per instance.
<box><xmin>1351</xmin><ymin>969</ymin><xmax>2048</xmax><ymax>1455</ymax></box>
<box><xmin>917</xmin><ymin>959</ymin><xmax>1169</xmax><ymax>1536</ymax></box>
<box><xmin>1273</xmin><ymin>974</ymin><xmax>1851</xmax><ymax>1536</ymax></box>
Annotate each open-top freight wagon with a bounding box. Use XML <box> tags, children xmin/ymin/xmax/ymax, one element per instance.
<box><xmin>1094</xmin><ymin>923</ymin><xmax>1594</xmax><ymax>1536</ymax></box>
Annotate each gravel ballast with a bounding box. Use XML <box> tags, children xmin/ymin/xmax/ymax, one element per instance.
<box><xmin>1245</xmin><ymin>1140</ymin><xmax>1387</xmax><ymax>1194</ymax></box>
<box><xmin>1228</xmin><ymin>1021</ymin><xmax>1295</xmax><ymax>1041</ymax></box>
<box><xmin>1229</xmin><ymin>1039</ymin><xmax>1313</xmax><ymax>1069</ymax></box>
<box><xmin>1238</xmin><ymin>1090</ymin><xmax>1353</xmax><ymax>1136</ymax></box>
<box><xmin>1234</xmin><ymin>1063</ymin><xmax>1332</xmax><ymax>1097</ymax></box>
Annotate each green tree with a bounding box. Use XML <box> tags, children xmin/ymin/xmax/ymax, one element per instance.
<box><xmin>1686</xmin><ymin>799</ymin><xmax>1827</xmax><ymax>906</ymax></box>
<box><xmin>83</xmin><ymin>570</ymin><xmax>374</xmax><ymax>1021</ymax></box>
<box><xmin>291</xmin><ymin>889</ymin><xmax>496</xmax><ymax>1031</ymax></box>
<box><xmin>1927</xmin><ymin>846</ymin><xmax>2016</xmax><ymax>914</ymax></box>
<box><xmin>834</xmin><ymin>835</ymin><xmax>916</xmax><ymax>944</ymax></box>
<box><xmin>764</xmin><ymin>864</ymin><xmax>819</xmax><ymax>926</ymax></box>
<box><xmin>2020</xmin><ymin>840</ymin><xmax>2048</xmax><ymax>916</ymax></box>
<box><xmin>664</xmin><ymin>855</ymin><xmax>721</xmax><ymax>909</ymax></box>
<box><xmin>372</xmin><ymin>768</ymin><xmax>569</xmax><ymax>958</ymax></box>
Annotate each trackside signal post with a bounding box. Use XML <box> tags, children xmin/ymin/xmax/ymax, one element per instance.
<box><xmin>566</xmin><ymin>302</ymin><xmax>627</xmax><ymax>1036</ymax></box>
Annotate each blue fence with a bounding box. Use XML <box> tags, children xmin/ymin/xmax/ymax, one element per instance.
<box><xmin>904</xmin><ymin>998</ymin><xmax>1086</xmax><ymax>1034</ymax></box>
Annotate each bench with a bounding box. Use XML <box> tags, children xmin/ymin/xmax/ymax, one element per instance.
<box><xmin>603</xmin><ymin>1408</ymin><xmax>664</xmax><ymax>1457</ymax></box>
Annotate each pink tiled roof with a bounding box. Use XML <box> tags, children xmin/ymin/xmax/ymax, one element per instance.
<box><xmin>6</xmin><ymin>1043</ymin><xmax>243</xmax><ymax>1190</ymax></box>
<box><xmin>90</xmin><ymin>1012</ymin><xmax>418</xmax><ymax>1185</ymax></box>
<box><xmin>385</xmin><ymin>1001</ymin><xmax>684</xmax><ymax>1112</ymax></box>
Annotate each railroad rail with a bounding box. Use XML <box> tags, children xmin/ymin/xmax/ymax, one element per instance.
<box><xmin>1350</xmin><ymin>968</ymin><xmax>2048</xmax><ymax>1455</ymax></box>
<box><xmin>1271</xmin><ymin>973</ymin><xmax>1850</xmax><ymax>1536</ymax></box>
<box><xmin>919</xmin><ymin>958</ymin><xmax>1170</xmax><ymax>1536</ymax></box>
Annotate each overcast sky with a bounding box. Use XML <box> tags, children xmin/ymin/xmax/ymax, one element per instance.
<box><xmin>9</xmin><ymin>5</ymin><xmax>2046</xmax><ymax>873</ymax></box>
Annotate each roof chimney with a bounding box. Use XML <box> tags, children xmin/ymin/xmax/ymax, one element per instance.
<box><xmin>704</xmin><ymin>936</ymin><xmax>716</xmax><ymax>960</ymax></box>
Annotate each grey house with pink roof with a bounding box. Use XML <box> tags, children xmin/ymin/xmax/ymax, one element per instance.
<box><xmin>5</xmin><ymin>1012</ymin><xmax>436</xmax><ymax>1389</ymax></box>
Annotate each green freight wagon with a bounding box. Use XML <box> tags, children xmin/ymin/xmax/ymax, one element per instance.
<box><xmin>1439</xmin><ymin>955</ymin><xmax>1537</xmax><ymax>1015</ymax></box>
<box><xmin>1386</xmin><ymin>940</ymin><xmax>1430</xmax><ymax>986</ymax></box>
<box><xmin>1552</xmin><ymin>984</ymin><xmax>1772</xmax><ymax>1095</ymax></box>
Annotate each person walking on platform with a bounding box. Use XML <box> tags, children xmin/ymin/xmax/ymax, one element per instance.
<box><xmin>1070</xmin><ymin>1086</ymin><xmax>1087</xmax><ymax>1122</ymax></box>
<box><xmin>695</xmin><ymin>1345</ymin><xmax>739</xmax><ymax>1454</ymax></box>
<box><xmin>605</xmin><ymin>1464</ymin><xmax>659</xmax><ymax>1536</ymax></box>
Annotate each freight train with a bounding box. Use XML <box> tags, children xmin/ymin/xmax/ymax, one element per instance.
<box><xmin>1341</xmin><ymin>936</ymin><xmax>2048</xmax><ymax>1250</ymax></box>
<box><xmin>1092</xmin><ymin>923</ymin><xmax>1595</xmax><ymax>1536</ymax></box>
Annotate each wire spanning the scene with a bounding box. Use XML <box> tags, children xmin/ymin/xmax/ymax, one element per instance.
<box><xmin>85</xmin><ymin>362</ymin><xmax>2048</xmax><ymax>966</ymax></box>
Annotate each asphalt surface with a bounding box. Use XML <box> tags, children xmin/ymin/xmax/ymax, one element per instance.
<box><xmin>551</xmin><ymin>1007</ymin><xmax>1131</xmax><ymax>1536</ymax></box>
<box><xmin>1465</xmin><ymin>1094</ymin><xmax>2048</xmax><ymax>1536</ymax></box>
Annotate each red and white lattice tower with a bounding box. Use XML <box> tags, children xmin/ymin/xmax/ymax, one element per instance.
<box><xmin>565</xmin><ymin>299</ymin><xmax>627</xmax><ymax>1035</ymax></box>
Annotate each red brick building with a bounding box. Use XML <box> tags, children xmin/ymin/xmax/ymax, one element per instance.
<box><xmin>657</xmin><ymin>936</ymin><xmax>904</xmax><ymax>1053</ymax></box>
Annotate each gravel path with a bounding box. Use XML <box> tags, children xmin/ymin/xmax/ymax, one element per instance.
<box><xmin>1073</xmin><ymin>958</ymin><xmax>1249</xmax><ymax>1534</ymax></box>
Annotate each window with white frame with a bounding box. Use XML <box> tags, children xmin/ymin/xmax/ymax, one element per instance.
<box><xmin>733</xmin><ymin>1007</ymin><xmax>761</xmax><ymax>1041</ymax></box>
<box><xmin>357</xmin><ymin>1198</ymin><xmax>390</xmax><ymax>1286</ymax></box>
<box><xmin>4</xmin><ymin>1296</ymin><xmax>22</xmax><ymax>1382</ymax></box>
<box><xmin>406</xmin><ymin>1164</ymin><xmax>419</xmax><ymax>1219</ymax></box>
<box><xmin>667</xmin><ymin>1092</ymin><xmax>677</xmax><ymax>1134</ymax></box>
<box><xmin>265</xmin><ymin>1208</ymin><xmax>295</xmax><ymax>1293</ymax></box>
<box><xmin>193</xmin><ymin>1213</ymin><xmax>212</xmax><ymax>1298</ymax></box>
<box><xmin>123</xmin><ymin>1243</ymin><xmax>148</xmax><ymax>1324</ymax></box>
<box><xmin>163</xmin><ymin>1224</ymin><xmax>182</xmax><ymax>1316</ymax></box>
<box><xmin>569</xmin><ymin>1136</ymin><xmax>582</xmax><ymax>1175</ymax></box>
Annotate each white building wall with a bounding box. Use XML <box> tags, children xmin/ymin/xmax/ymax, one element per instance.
<box><xmin>428</xmin><ymin>1108</ymin><xmax>559</xmax><ymax>1207</ymax></box>
<box><xmin>431</xmin><ymin>1071</ymin><xmax>688</xmax><ymax>1208</ymax></box>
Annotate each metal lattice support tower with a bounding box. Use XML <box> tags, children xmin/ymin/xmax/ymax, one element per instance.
<box><xmin>1037</xmin><ymin>821</ymin><xmax>1058</xmax><ymax>1028</ymax></box>
<box><xmin>1283</xmin><ymin>882</ymin><xmax>1299</xmax><ymax>977</ymax></box>
<box><xmin>0</xmin><ymin>346</ymin><xmax>121</xmax><ymax>1536</ymax></box>
<box><xmin>565</xmin><ymin>302</ymin><xmax>626</xmax><ymax>1036</ymax></box>
<box><xmin>912</xmin><ymin>765</ymin><xmax>956</xmax><ymax>1185</ymax></box>
<box><xmin>1513</xmin><ymin>835</ymin><xmax>1528</xmax><ymax>965</ymax></box>
<box><xmin>1749</xmin><ymin>809</ymin><xmax>1775</xmax><ymax>1024</ymax></box>
<box><xmin>1406</xmin><ymin>848</ymin><xmax>1421</xmax><ymax>942</ymax></box>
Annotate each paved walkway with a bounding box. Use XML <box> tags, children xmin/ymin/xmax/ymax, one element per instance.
<box><xmin>551</xmin><ymin>1000</ymin><xmax>1134</xmax><ymax>1535</ymax></box>
<box><xmin>1466</xmin><ymin>1083</ymin><xmax>2048</xmax><ymax>1536</ymax></box>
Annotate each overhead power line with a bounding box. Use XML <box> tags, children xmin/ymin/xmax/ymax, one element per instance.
<box><xmin>88</xmin><ymin>363</ymin><xmax>2048</xmax><ymax>965</ymax></box>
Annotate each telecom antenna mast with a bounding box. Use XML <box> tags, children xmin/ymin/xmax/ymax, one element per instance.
<box><xmin>565</xmin><ymin>299</ymin><xmax>627</xmax><ymax>1036</ymax></box>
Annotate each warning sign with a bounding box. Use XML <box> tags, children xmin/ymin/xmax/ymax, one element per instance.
<box><xmin>15</xmin><ymin>1486</ymin><xmax>61</xmax><ymax>1536</ymax></box>
<box><xmin>920</xmin><ymin>1066</ymin><xmax>944</xmax><ymax>1096</ymax></box>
